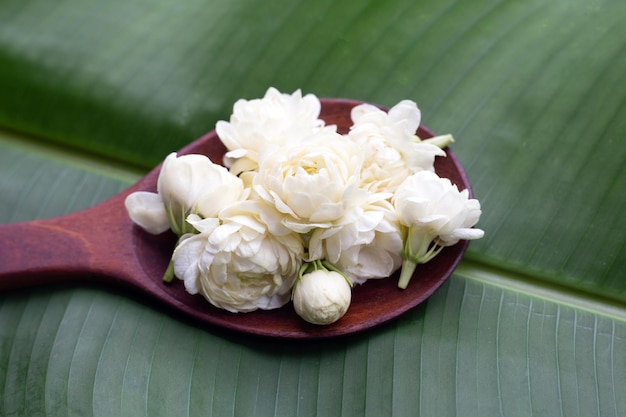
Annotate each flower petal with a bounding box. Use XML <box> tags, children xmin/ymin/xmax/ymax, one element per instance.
<box><xmin>124</xmin><ymin>191</ymin><xmax>170</xmax><ymax>234</ymax></box>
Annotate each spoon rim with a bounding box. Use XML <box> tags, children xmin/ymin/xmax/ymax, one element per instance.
<box><xmin>126</xmin><ymin>97</ymin><xmax>473</xmax><ymax>339</ymax></box>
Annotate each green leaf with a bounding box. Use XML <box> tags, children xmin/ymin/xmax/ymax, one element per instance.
<box><xmin>0</xmin><ymin>0</ymin><xmax>625</xmax><ymax>416</ymax></box>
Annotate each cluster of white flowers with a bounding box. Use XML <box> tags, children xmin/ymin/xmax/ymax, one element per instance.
<box><xmin>125</xmin><ymin>87</ymin><xmax>484</xmax><ymax>325</ymax></box>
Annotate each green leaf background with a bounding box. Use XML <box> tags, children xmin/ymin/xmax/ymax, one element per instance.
<box><xmin>1</xmin><ymin>0</ymin><xmax>624</xmax><ymax>415</ymax></box>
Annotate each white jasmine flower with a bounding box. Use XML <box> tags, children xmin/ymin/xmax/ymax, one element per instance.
<box><xmin>124</xmin><ymin>88</ymin><xmax>486</xmax><ymax>324</ymax></box>
<box><xmin>172</xmin><ymin>200</ymin><xmax>304</xmax><ymax>312</ymax></box>
<box><xmin>348</xmin><ymin>100</ymin><xmax>446</xmax><ymax>193</ymax></box>
<box><xmin>393</xmin><ymin>170</ymin><xmax>484</xmax><ymax>288</ymax></box>
<box><xmin>125</xmin><ymin>152</ymin><xmax>245</xmax><ymax>235</ymax></box>
<box><xmin>124</xmin><ymin>191</ymin><xmax>170</xmax><ymax>235</ymax></box>
<box><xmin>253</xmin><ymin>131</ymin><xmax>364</xmax><ymax>233</ymax></box>
<box><xmin>216</xmin><ymin>87</ymin><xmax>325</xmax><ymax>175</ymax></box>
<box><xmin>292</xmin><ymin>262</ymin><xmax>352</xmax><ymax>325</ymax></box>
<box><xmin>308</xmin><ymin>195</ymin><xmax>403</xmax><ymax>284</ymax></box>
<box><xmin>157</xmin><ymin>153</ymin><xmax>246</xmax><ymax>230</ymax></box>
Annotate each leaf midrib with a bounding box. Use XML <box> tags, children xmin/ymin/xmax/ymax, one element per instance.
<box><xmin>0</xmin><ymin>127</ymin><xmax>146</xmax><ymax>184</ymax></box>
<box><xmin>457</xmin><ymin>260</ymin><xmax>626</xmax><ymax>323</ymax></box>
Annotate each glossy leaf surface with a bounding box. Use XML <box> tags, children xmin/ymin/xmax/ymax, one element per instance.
<box><xmin>0</xmin><ymin>0</ymin><xmax>625</xmax><ymax>415</ymax></box>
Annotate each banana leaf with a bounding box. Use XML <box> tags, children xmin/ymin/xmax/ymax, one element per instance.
<box><xmin>0</xmin><ymin>0</ymin><xmax>624</xmax><ymax>415</ymax></box>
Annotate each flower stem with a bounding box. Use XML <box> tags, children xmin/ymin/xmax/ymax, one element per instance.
<box><xmin>398</xmin><ymin>258</ymin><xmax>417</xmax><ymax>289</ymax></box>
<box><xmin>426</xmin><ymin>134</ymin><xmax>455</xmax><ymax>149</ymax></box>
<box><xmin>162</xmin><ymin>259</ymin><xmax>175</xmax><ymax>283</ymax></box>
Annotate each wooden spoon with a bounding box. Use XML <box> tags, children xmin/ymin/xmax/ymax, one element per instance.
<box><xmin>0</xmin><ymin>98</ymin><xmax>471</xmax><ymax>339</ymax></box>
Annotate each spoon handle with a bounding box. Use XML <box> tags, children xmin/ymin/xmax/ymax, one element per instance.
<box><xmin>0</xmin><ymin>199</ymin><xmax>139</xmax><ymax>290</ymax></box>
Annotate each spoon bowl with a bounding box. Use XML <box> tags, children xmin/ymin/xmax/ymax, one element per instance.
<box><xmin>0</xmin><ymin>98</ymin><xmax>471</xmax><ymax>339</ymax></box>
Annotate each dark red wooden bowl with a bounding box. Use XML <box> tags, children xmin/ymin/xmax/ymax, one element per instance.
<box><xmin>0</xmin><ymin>98</ymin><xmax>471</xmax><ymax>339</ymax></box>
